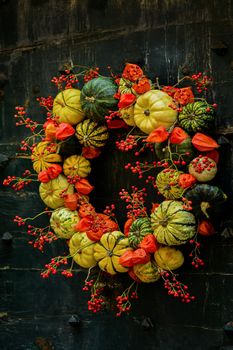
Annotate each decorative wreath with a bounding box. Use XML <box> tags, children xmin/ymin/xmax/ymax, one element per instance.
<box><xmin>4</xmin><ymin>63</ymin><xmax>227</xmax><ymax>316</ymax></box>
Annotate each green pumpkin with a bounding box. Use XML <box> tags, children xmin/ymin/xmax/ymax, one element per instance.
<box><xmin>178</xmin><ymin>101</ymin><xmax>215</xmax><ymax>133</ymax></box>
<box><xmin>50</xmin><ymin>207</ymin><xmax>80</xmax><ymax>239</ymax></box>
<box><xmin>128</xmin><ymin>217</ymin><xmax>153</xmax><ymax>248</ymax></box>
<box><xmin>80</xmin><ymin>77</ymin><xmax>118</xmax><ymax>123</ymax></box>
<box><xmin>154</xmin><ymin>136</ymin><xmax>194</xmax><ymax>164</ymax></box>
<box><xmin>151</xmin><ymin>200</ymin><xmax>196</xmax><ymax>245</ymax></box>
<box><xmin>185</xmin><ymin>184</ymin><xmax>227</xmax><ymax>218</ymax></box>
<box><xmin>156</xmin><ymin>169</ymin><xmax>184</xmax><ymax>199</ymax></box>
<box><xmin>75</xmin><ymin>119</ymin><xmax>109</xmax><ymax>148</ymax></box>
<box><xmin>133</xmin><ymin>261</ymin><xmax>160</xmax><ymax>283</ymax></box>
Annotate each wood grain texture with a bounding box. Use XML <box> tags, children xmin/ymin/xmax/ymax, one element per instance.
<box><xmin>1</xmin><ymin>1</ymin><xmax>233</xmax><ymax>349</ymax></box>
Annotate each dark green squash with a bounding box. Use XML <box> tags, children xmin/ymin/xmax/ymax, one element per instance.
<box><xmin>154</xmin><ymin>136</ymin><xmax>194</xmax><ymax>164</ymax></box>
<box><xmin>128</xmin><ymin>217</ymin><xmax>153</xmax><ymax>248</ymax></box>
<box><xmin>178</xmin><ymin>101</ymin><xmax>215</xmax><ymax>133</ymax></box>
<box><xmin>80</xmin><ymin>77</ymin><xmax>118</xmax><ymax>123</ymax></box>
<box><xmin>185</xmin><ymin>184</ymin><xmax>227</xmax><ymax>218</ymax></box>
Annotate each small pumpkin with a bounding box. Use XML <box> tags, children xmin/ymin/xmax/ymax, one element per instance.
<box><xmin>63</xmin><ymin>155</ymin><xmax>91</xmax><ymax>178</ymax></box>
<box><xmin>133</xmin><ymin>90</ymin><xmax>178</xmax><ymax>134</ymax></box>
<box><xmin>151</xmin><ymin>200</ymin><xmax>196</xmax><ymax>245</ymax></box>
<box><xmin>118</xmin><ymin>77</ymin><xmax>135</xmax><ymax>95</ymax></box>
<box><xmin>178</xmin><ymin>101</ymin><xmax>215</xmax><ymax>133</ymax></box>
<box><xmin>94</xmin><ymin>231</ymin><xmax>131</xmax><ymax>275</ymax></box>
<box><xmin>156</xmin><ymin>169</ymin><xmax>184</xmax><ymax>199</ymax></box>
<box><xmin>185</xmin><ymin>184</ymin><xmax>227</xmax><ymax>218</ymax></box>
<box><xmin>80</xmin><ymin>77</ymin><xmax>118</xmax><ymax>123</ymax></box>
<box><xmin>128</xmin><ymin>217</ymin><xmax>153</xmax><ymax>248</ymax></box>
<box><xmin>31</xmin><ymin>142</ymin><xmax>62</xmax><ymax>173</ymax></box>
<box><xmin>154</xmin><ymin>246</ymin><xmax>184</xmax><ymax>270</ymax></box>
<box><xmin>69</xmin><ymin>232</ymin><xmax>97</xmax><ymax>268</ymax></box>
<box><xmin>52</xmin><ymin>88</ymin><xmax>85</xmax><ymax>125</ymax></box>
<box><xmin>188</xmin><ymin>156</ymin><xmax>217</xmax><ymax>182</ymax></box>
<box><xmin>50</xmin><ymin>207</ymin><xmax>80</xmax><ymax>239</ymax></box>
<box><xmin>39</xmin><ymin>174</ymin><xmax>74</xmax><ymax>209</ymax></box>
<box><xmin>133</xmin><ymin>261</ymin><xmax>160</xmax><ymax>283</ymax></box>
<box><xmin>75</xmin><ymin>119</ymin><xmax>109</xmax><ymax>148</ymax></box>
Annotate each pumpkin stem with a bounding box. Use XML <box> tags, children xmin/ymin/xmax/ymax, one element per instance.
<box><xmin>85</xmin><ymin>96</ymin><xmax>95</xmax><ymax>103</ymax></box>
<box><xmin>144</xmin><ymin>109</ymin><xmax>150</xmax><ymax>116</ymax></box>
<box><xmin>158</xmin><ymin>218</ymin><xmax>168</xmax><ymax>227</ymax></box>
<box><xmin>200</xmin><ymin>201</ymin><xmax>211</xmax><ymax>218</ymax></box>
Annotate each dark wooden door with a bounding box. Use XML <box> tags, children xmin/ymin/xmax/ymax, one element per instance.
<box><xmin>1</xmin><ymin>1</ymin><xmax>233</xmax><ymax>349</ymax></box>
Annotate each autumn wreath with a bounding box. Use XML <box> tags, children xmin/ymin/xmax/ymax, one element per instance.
<box><xmin>4</xmin><ymin>63</ymin><xmax>227</xmax><ymax>316</ymax></box>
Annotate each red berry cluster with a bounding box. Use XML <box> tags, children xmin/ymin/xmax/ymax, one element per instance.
<box><xmin>103</xmin><ymin>204</ymin><xmax>116</xmax><ymax>217</ymax></box>
<box><xmin>13</xmin><ymin>215</ymin><xmax>26</xmax><ymax>226</ymax></box>
<box><xmin>83</xmin><ymin>67</ymin><xmax>100</xmax><ymax>83</ymax></box>
<box><xmin>36</xmin><ymin>95</ymin><xmax>54</xmax><ymax>110</ymax></box>
<box><xmin>3</xmin><ymin>170</ymin><xmax>35</xmax><ymax>191</ymax></box>
<box><xmin>116</xmin><ymin>135</ymin><xmax>138</xmax><ymax>151</ymax></box>
<box><xmin>119</xmin><ymin>186</ymin><xmax>147</xmax><ymax>218</ymax></box>
<box><xmin>161</xmin><ymin>271</ymin><xmax>195</xmax><ymax>303</ymax></box>
<box><xmin>87</xmin><ymin>289</ymin><xmax>105</xmax><ymax>313</ymax></box>
<box><xmin>41</xmin><ymin>256</ymin><xmax>68</xmax><ymax>278</ymax></box>
<box><xmin>51</xmin><ymin>71</ymin><xmax>79</xmax><ymax>89</ymax></box>
<box><xmin>191</xmin><ymin>73</ymin><xmax>213</xmax><ymax>93</ymax></box>
<box><xmin>27</xmin><ymin>225</ymin><xmax>57</xmax><ymax>252</ymax></box>
<box><xmin>14</xmin><ymin>106</ymin><xmax>38</xmax><ymax>133</ymax></box>
<box><xmin>115</xmin><ymin>284</ymin><xmax>138</xmax><ymax>317</ymax></box>
<box><xmin>181</xmin><ymin>197</ymin><xmax>193</xmax><ymax>211</ymax></box>
<box><xmin>189</xmin><ymin>239</ymin><xmax>205</xmax><ymax>268</ymax></box>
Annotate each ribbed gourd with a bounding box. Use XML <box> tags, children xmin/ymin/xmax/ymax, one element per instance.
<box><xmin>133</xmin><ymin>261</ymin><xmax>160</xmax><ymax>283</ymax></box>
<box><xmin>94</xmin><ymin>231</ymin><xmax>131</xmax><ymax>275</ymax></box>
<box><xmin>50</xmin><ymin>207</ymin><xmax>80</xmax><ymax>239</ymax></box>
<box><xmin>63</xmin><ymin>155</ymin><xmax>91</xmax><ymax>178</ymax></box>
<box><xmin>75</xmin><ymin>119</ymin><xmax>109</xmax><ymax>148</ymax></box>
<box><xmin>31</xmin><ymin>142</ymin><xmax>62</xmax><ymax>173</ymax></box>
<box><xmin>39</xmin><ymin>175</ymin><xmax>74</xmax><ymax>209</ymax></box>
<box><xmin>156</xmin><ymin>169</ymin><xmax>184</xmax><ymax>199</ymax></box>
<box><xmin>80</xmin><ymin>77</ymin><xmax>118</xmax><ymax>123</ymax></box>
<box><xmin>133</xmin><ymin>90</ymin><xmax>178</xmax><ymax>134</ymax></box>
<box><xmin>52</xmin><ymin>88</ymin><xmax>85</xmax><ymax>125</ymax></box>
<box><xmin>151</xmin><ymin>200</ymin><xmax>196</xmax><ymax>245</ymax></box>
<box><xmin>69</xmin><ymin>232</ymin><xmax>97</xmax><ymax>268</ymax></box>
<box><xmin>128</xmin><ymin>217</ymin><xmax>153</xmax><ymax>248</ymax></box>
<box><xmin>178</xmin><ymin>101</ymin><xmax>215</xmax><ymax>133</ymax></box>
<box><xmin>118</xmin><ymin>78</ymin><xmax>135</xmax><ymax>94</ymax></box>
<box><xmin>154</xmin><ymin>246</ymin><xmax>184</xmax><ymax>270</ymax></box>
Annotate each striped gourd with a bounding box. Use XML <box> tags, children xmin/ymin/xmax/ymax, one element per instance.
<box><xmin>118</xmin><ymin>78</ymin><xmax>135</xmax><ymax>94</ymax></box>
<box><xmin>75</xmin><ymin>119</ymin><xmax>109</xmax><ymax>148</ymax></box>
<box><xmin>178</xmin><ymin>101</ymin><xmax>215</xmax><ymax>133</ymax></box>
<box><xmin>151</xmin><ymin>200</ymin><xmax>196</xmax><ymax>245</ymax></box>
<box><xmin>63</xmin><ymin>155</ymin><xmax>91</xmax><ymax>178</ymax></box>
<box><xmin>94</xmin><ymin>231</ymin><xmax>131</xmax><ymax>275</ymax></box>
<box><xmin>128</xmin><ymin>217</ymin><xmax>153</xmax><ymax>248</ymax></box>
<box><xmin>50</xmin><ymin>207</ymin><xmax>80</xmax><ymax>239</ymax></box>
<box><xmin>80</xmin><ymin>77</ymin><xmax>118</xmax><ymax>123</ymax></box>
<box><xmin>156</xmin><ymin>169</ymin><xmax>184</xmax><ymax>199</ymax></box>
<box><xmin>133</xmin><ymin>261</ymin><xmax>160</xmax><ymax>283</ymax></box>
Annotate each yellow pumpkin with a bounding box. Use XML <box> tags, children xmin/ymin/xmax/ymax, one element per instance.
<box><xmin>69</xmin><ymin>232</ymin><xmax>97</xmax><ymax>268</ymax></box>
<box><xmin>39</xmin><ymin>174</ymin><xmax>74</xmax><ymax>209</ymax></box>
<box><xmin>133</xmin><ymin>261</ymin><xmax>160</xmax><ymax>283</ymax></box>
<box><xmin>154</xmin><ymin>246</ymin><xmax>184</xmax><ymax>270</ymax></box>
<box><xmin>94</xmin><ymin>231</ymin><xmax>131</xmax><ymax>275</ymax></box>
<box><xmin>119</xmin><ymin>105</ymin><xmax>136</xmax><ymax>126</ymax></box>
<box><xmin>52</xmin><ymin>88</ymin><xmax>85</xmax><ymax>125</ymax></box>
<box><xmin>133</xmin><ymin>90</ymin><xmax>177</xmax><ymax>134</ymax></box>
<box><xmin>63</xmin><ymin>155</ymin><xmax>91</xmax><ymax>178</ymax></box>
<box><xmin>156</xmin><ymin>169</ymin><xmax>184</xmax><ymax>199</ymax></box>
<box><xmin>50</xmin><ymin>207</ymin><xmax>80</xmax><ymax>239</ymax></box>
<box><xmin>31</xmin><ymin>141</ymin><xmax>62</xmax><ymax>173</ymax></box>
